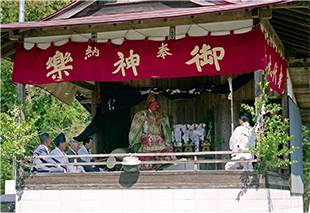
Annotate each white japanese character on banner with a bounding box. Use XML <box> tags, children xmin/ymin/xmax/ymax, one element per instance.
<box><xmin>185</xmin><ymin>44</ymin><xmax>225</xmax><ymax>72</ymax></box>
<box><xmin>84</xmin><ymin>45</ymin><xmax>100</xmax><ymax>60</ymax></box>
<box><xmin>46</xmin><ymin>51</ymin><xmax>73</xmax><ymax>81</ymax></box>
<box><xmin>113</xmin><ymin>49</ymin><xmax>140</xmax><ymax>77</ymax></box>
<box><xmin>157</xmin><ymin>43</ymin><xmax>172</xmax><ymax>59</ymax></box>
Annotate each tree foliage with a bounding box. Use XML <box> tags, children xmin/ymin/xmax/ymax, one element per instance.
<box><xmin>302</xmin><ymin>123</ymin><xmax>310</xmax><ymax>212</ymax></box>
<box><xmin>242</xmin><ymin>77</ymin><xmax>294</xmax><ymax>174</ymax></box>
<box><xmin>0</xmin><ymin>0</ymin><xmax>90</xmax><ymax>194</ymax></box>
<box><xmin>0</xmin><ymin>108</ymin><xmax>38</xmax><ymax>193</ymax></box>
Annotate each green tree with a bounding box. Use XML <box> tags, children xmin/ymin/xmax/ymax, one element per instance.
<box><xmin>242</xmin><ymin>77</ymin><xmax>294</xmax><ymax>174</ymax></box>
<box><xmin>302</xmin><ymin>123</ymin><xmax>310</xmax><ymax>212</ymax></box>
<box><xmin>0</xmin><ymin>108</ymin><xmax>38</xmax><ymax>194</ymax></box>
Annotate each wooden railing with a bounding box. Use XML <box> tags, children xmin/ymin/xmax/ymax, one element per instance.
<box><xmin>13</xmin><ymin>152</ymin><xmax>292</xmax><ymax>192</ymax></box>
<box><xmin>16</xmin><ymin>151</ymin><xmax>256</xmax><ymax>173</ymax></box>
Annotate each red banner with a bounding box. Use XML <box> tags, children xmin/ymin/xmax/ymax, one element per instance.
<box><xmin>265</xmin><ymin>44</ymin><xmax>287</xmax><ymax>94</ymax></box>
<box><xmin>12</xmin><ymin>27</ymin><xmax>286</xmax><ymax>93</ymax></box>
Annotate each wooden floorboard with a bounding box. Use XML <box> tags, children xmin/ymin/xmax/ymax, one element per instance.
<box><xmin>18</xmin><ymin>171</ymin><xmax>289</xmax><ymax>191</ymax></box>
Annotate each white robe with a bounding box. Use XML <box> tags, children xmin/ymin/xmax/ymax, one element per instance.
<box><xmin>67</xmin><ymin>148</ymin><xmax>85</xmax><ymax>173</ymax></box>
<box><xmin>225</xmin><ymin>122</ymin><xmax>255</xmax><ymax>171</ymax></box>
<box><xmin>50</xmin><ymin>147</ymin><xmax>69</xmax><ymax>172</ymax></box>
<box><xmin>78</xmin><ymin>146</ymin><xmax>92</xmax><ymax>162</ymax></box>
<box><xmin>32</xmin><ymin>144</ymin><xmax>65</xmax><ymax>173</ymax></box>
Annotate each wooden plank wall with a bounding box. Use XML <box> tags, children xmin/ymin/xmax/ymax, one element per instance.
<box><xmin>126</xmin><ymin>75</ymin><xmax>255</xmax><ymax>154</ymax></box>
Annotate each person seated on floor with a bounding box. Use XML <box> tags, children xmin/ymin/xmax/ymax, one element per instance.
<box><xmin>78</xmin><ymin>137</ymin><xmax>100</xmax><ymax>172</ymax></box>
<box><xmin>65</xmin><ymin>140</ymin><xmax>85</xmax><ymax>173</ymax></box>
<box><xmin>50</xmin><ymin>133</ymin><xmax>70</xmax><ymax>173</ymax></box>
<box><xmin>225</xmin><ymin>113</ymin><xmax>255</xmax><ymax>171</ymax></box>
<box><xmin>128</xmin><ymin>92</ymin><xmax>175</xmax><ymax>170</ymax></box>
<box><xmin>32</xmin><ymin>133</ymin><xmax>65</xmax><ymax>173</ymax></box>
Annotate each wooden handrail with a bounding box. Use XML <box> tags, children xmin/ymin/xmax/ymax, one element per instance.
<box><xmin>36</xmin><ymin>159</ymin><xmax>257</xmax><ymax>167</ymax></box>
<box><xmin>17</xmin><ymin>151</ymin><xmax>256</xmax><ymax>174</ymax></box>
<box><xmin>29</xmin><ymin>151</ymin><xmax>252</xmax><ymax>159</ymax></box>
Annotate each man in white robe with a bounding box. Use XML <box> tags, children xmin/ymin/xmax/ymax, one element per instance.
<box><xmin>78</xmin><ymin>137</ymin><xmax>93</xmax><ymax>162</ymax></box>
<box><xmin>50</xmin><ymin>133</ymin><xmax>69</xmax><ymax>172</ymax></box>
<box><xmin>63</xmin><ymin>140</ymin><xmax>85</xmax><ymax>173</ymax></box>
<box><xmin>225</xmin><ymin>114</ymin><xmax>255</xmax><ymax>171</ymax></box>
<box><xmin>32</xmin><ymin>133</ymin><xmax>65</xmax><ymax>173</ymax></box>
<box><xmin>78</xmin><ymin>137</ymin><xmax>100</xmax><ymax>172</ymax></box>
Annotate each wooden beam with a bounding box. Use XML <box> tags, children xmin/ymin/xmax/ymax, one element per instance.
<box><xmin>76</xmin><ymin>95</ymin><xmax>92</xmax><ymax>113</ymax></box>
<box><xmin>273</xmin><ymin>9</ymin><xmax>310</xmax><ymax>22</ymax></box>
<box><xmin>300</xmin><ymin>109</ymin><xmax>310</xmax><ymax>116</ymax></box>
<box><xmin>21</xmin><ymin>171</ymin><xmax>265</xmax><ymax>190</ymax></box>
<box><xmin>1</xmin><ymin>32</ymin><xmax>9</xmax><ymax>38</ymax></box>
<box><xmin>289</xmin><ymin>67</ymin><xmax>310</xmax><ymax>73</ymax></box>
<box><xmin>272</xmin><ymin>25</ymin><xmax>310</xmax><ymax>40</ymax></box>
<box><xmin>276</xmin><ymin>31</ymin><xmax>310</xmax><ymax>46</ymax></box>
<box><xmin>282</xmin><ymin>40</ymin><xmax>310</xmax><ymax>52</ymax></box>
<box><xmin>79</xmin><ymin>99</ymin><xmax>92</xmax><ymax>104</ymax></box>
<box><xmin>293</xmin><ymin>87</ymin><xmax>310</xmax><ymax>94</ymax></box>
<box><xmin>289</xmin><ymin>68</ymin><xmax>310</xmax><ymax>86</ymax></box>
<box><xmin>272</xmin><ymin>14</ymin><xmax>310</xmax><ymax>28</ymax></box>
<box><xmin>270</xmin><ymin>1</ymin><xmax>310</xmax><ymax>9</ymax></box>
<box><xmin>261</xmin><ymin>19</ymin><xmax>285</xmax><ymax>56</ymax></box>
<box><xmin>280</xmin><ymin>37</ymin><xmax>310</xmax><ymax>50</ymax></box>
<box><xmin>285</xmin><ymin>46</ymin><xmax>310</xmax><ymax>56</ymax></box>
<box><xmin>1</xmin><ymin>47</ymin><xmax>15</xmax><ymax>59</ymax></box>
<box><xmin>288</xmin><ymin>58</ymin><xmax>310</xmax><ymax>65</ymax></box>
<box><xmin>1</xmin><ymin>40</ymin><xmax>15</xmax><ymax>49</ymax></box>
<box><xmin>71</xmin><ymin>81</ymin><xmax>95</xmax><ymax>91</ymax></box>
<box><xmin>19</xmin><ymin>10</ymin><xmax>258</xmax><ymax>38</ymax></box>
<box><xmin>296</xmin><ymin>94</ymin><xmax>310</xmax><ymax>102</ymax></box>
<box><xmin>286</xmin><ymin>8</ymin><xmax>310</xmax><ymax>17</ymax></box>
<box><xmin>271</xmin><ymin>19</ymin><xmax>310</xmax><ymax>34</ymax></box>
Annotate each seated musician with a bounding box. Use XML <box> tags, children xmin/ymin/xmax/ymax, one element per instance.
<box><xmin>32</xmin><ymin>133</ymin><xmax>65</xmax><ymax>173</ymax></box>
<box><xmin>128</xmin><ymin>92</ymin><xmax>174</xmax><ymax>170</ymax></box>
<box><xmin>78</xmin><ymin>137</ymin><xmax>100</xmax><ymax>172</ymax></box>
<box><xmin>65</xmin><ymin>140</ymin><xmax>85</xmax><ymax>173</ymax></box>
<box><xmin>50</xmin><ymin>133</ymin><xmax>70</xmax><ymax>172</ymax></box>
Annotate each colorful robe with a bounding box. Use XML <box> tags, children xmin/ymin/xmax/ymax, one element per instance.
<box><xmin>129</xmin><ymin>109</ymin><xmax>174</xmax><ymax>170</ymax></box>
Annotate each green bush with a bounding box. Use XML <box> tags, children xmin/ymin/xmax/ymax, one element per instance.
<box><xmin>0</xmin><ymin>108</ymin><xmax>38</xmax><ymax>194</ymax></box>
<box><xmin>242</xmin><ymin>77</ymin><xmax>294</xmax><ymax>174</ymax></box>
<box><xmin>302</xmin><ymin>124</ymin><xmax>310</xmax><ymax>212</ymax></box>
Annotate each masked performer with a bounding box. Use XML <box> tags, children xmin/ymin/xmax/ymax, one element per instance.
<box><xmin>129</xmin><ymin>92</ymin><xmax>174</xmax><ymax>170</ymax></box>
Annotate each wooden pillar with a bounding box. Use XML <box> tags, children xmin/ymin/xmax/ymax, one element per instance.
<box><xmin>17</xmin><ymin>0</ymin><xmax>25</xmax><ymax>105</ymax></box>
<box><xmin>169</xmin><ymin>26</ymin><xmax>176</xmax><ymax>40</ymax></box>
<box><xmin>90</xmin><ymin>33</ymin><xmax>99</xmax><ymax>153</ymax></box>
<box><xmin>254</xmin><ymin>71</ymin><xmax>263</xmax><ymax>113</ymax></box>
<box><xmin>282</xmin><ymin>68</ymin><xmax>289</xmax><ymax>118</ymax></box>
<box><xmin>254</xmin><ymin>70</ymin><xmax>264</xmax><ymax>153</ymax></box>
<box><xmin>91</xmin><ymin>82</ymin><xmax>100</xmax><ymax>153</ymax></box>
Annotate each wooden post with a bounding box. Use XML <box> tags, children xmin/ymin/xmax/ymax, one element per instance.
<box><xmin>17</xmin><ymin>0</ymin><xmax>25</xmax><ymax>104</ymax></box>
<box><xmin>169</xmin><ymin>26</ymin><xmax>176</xmax><ymax>40</ymax></box>
<box><xmin>90</xmin><ymin>33</ymin><xmax>99</xmax><ymax>153</ymax></box>
<box><xmin>227</xmin><ymin>77</ymin><xmax>234</xmax><ymax>133</ymax></box>
<box><xmin>282</xmin><ymin>68</ymin><xmax>289</xmax><ymax>118</ymax></box>
<box><xmin>91</xmin><ymin>83</ymin><xmax>100</xmax><ymax>154</ymax></box>
<box><xmin>254</xmin><ymin>71</ymin><xmax>263</xmax><ymax>114</ymax></box>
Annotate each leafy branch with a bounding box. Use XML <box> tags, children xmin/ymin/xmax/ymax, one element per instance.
<box><xmin>242</xmin><ymin>76</ymin><xmax>294</xmax><ymax>174</ymax></box>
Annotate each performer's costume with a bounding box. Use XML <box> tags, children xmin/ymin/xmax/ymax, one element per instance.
<box><xmin>225</xmin><ymin>122</ymin><xmax>255</xmax><ymax>171</ymax></box>
<box><xmin>129</xmin><ymin>94</ymin><xmax>174</xmax><ymax>170</ymax></box>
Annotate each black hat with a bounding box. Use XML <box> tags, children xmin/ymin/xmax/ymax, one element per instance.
<box><xmin>239</xmin><ymin>112</ymin><xmax>250</xmax><ymax>123</ymax></box>
<box><xmin>39</xmin><ymin>132</ymin><xmax>50</xmax><ymax>144</ymax></box>
<box><xmin>54</xmin><ymin>132</ymin><xmax>66</xmax><ymax>147</ymax></box>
